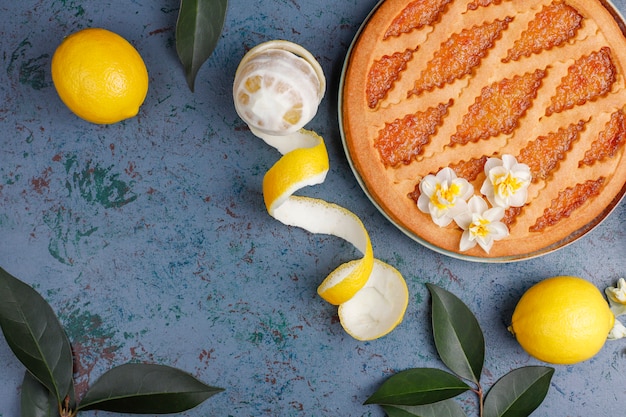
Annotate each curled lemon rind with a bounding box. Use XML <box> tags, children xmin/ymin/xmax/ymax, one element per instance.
<box><xmin>261</xmin><ymin>130</ymin><xmax>329</xmax><ymax>215</ymax></box>
<box><xmin>271</xmin><ymin>196</ymin><xmax>375</xmax><ymax>305</ymax></box>
<box><xmin>235</xmin><ymin>40</ymin><xmax>408</xmax><ymax>340</ymax></box>
<box><xmin>260</xmin><ymin>129</ymin><xmax>375</xmax><ymax>305</ymax></box>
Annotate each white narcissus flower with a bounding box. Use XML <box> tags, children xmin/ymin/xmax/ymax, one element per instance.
<box><xmin>480</xmin><ymin>154</ymin><xmax>531</xmax><ymax>209</ymax></box>
<box><xmin>604</xmin><ymin>279</ymin><xmax>626</xmax><ymax>340</ymax></box>
<box><xmin>455</xmin><ymin>196</ymin><xmax>509</xmax><ymax>254</ymax></box>
<box><xmin>605</xmin><ymin>278</ymin><xmax>626</xmax><ymax>317</ymax></box>
<box><xmin>608</xmin><ymin>319</ymin><xmax>626</xmax><ymax>340</ymax></box>
<box><xmin>417</xmin><ymin>167</ymin><xmax>474</xmax><ymax>227</ymax></box>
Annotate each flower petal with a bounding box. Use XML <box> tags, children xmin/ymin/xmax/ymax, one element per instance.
<box><xmin>436</xmin><ymin>167</ymin><xmax>457</xmax><ymax>182</ymax></box>
<box><xmin>480</xmin><ymin>178</ymin><xmax>492</xmax><ymax>197</ymax></box>
<box><xmin>605</xmin><ymin>278</ymin><xmax>626</xmax><ymax>317</ymax></box>
<box><xmin>501</xmin><ymin>154</ymin><xmax>517</xmax><ymax>169</ymax></box>
<box><xmin>512</xmin><ymin>166</ymin><xmax>532</xmax><ymax>180</ymax></box>
<box><xmin>467</xmin><ymin>195</ymin><xmax>488</xmax><ymax>214</ymax></box>
<box><xmin>455</xmin><ymin>179</ymin><xmax>475</xmax><ymax>200</ymax></box>
<box><xmin>508</xmin><ymin>189</ymin><xmax>528</xmax><ymax>207</ymax></box>
<box><xmin>454</xmin><ymin>210</ymin><xmax>472</xmax><ymax>230</ymax></box>
<box><xmin>477</xmin><ymin>235</ymin><xmax>494</xmax><ymax>253</ymax></box>
<box><xmin>417</xmin><ymin>194</ymin><xmax>431</xmax><ymax>214</ymax></box>
<box><xmin>488</xmin><ymin>165</ymin><xmax>508</xmax><ymax>181</ymax></box>
<box><xmin>608</xmin><ymin>320</ymin><xmax>626</xmax><ymax>340</ymax></box>
<box><xmin>460</xmin><ymin>230</ymin><xmax>477</xmax><ymax>251</ymax></box>
<box><xmin>484</xmin><ymin>157</ymin><xmax>503</xmax><ymax>174</ymax></box>
<box><xmin>483</xmin><ymin>206</ymin><xmax>505</xmax><ymax>222</ymax></box>
<box><xmin>488</xmin><ymin>222</ymin><xmax>509</xmax><ymax>240</ymax></box>
<box><xmin>419</xmin><ymin>175</ymin><xmax>438</xmax><ymax>197</ymax></box>
<box><xmin>446</xmin><ymin>198</ymin><xmax>469</xmax><ymax>219</ymax></box>
<box><xmin>431</xmin><ymin>211</ymin><xmax>454</xmax><ymax>227</ymax></box>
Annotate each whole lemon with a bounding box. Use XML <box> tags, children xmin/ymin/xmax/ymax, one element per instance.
<box><xmin>509</xmin><ymin>276</ymin><xmax>615</xmax><ymax>365</ymax></box>
<box><xmin>51</xmin><ymin>28</ymin><xmax>148</xmax><ymax>124</ymax></box>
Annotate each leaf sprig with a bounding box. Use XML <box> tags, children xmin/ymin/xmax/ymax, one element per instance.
<box><xmin>365</xmin><ymin>284</ymin><xmax>554</xmax><ymax>417</ymax></box>
<box><xmin>176</xmin><ymin>0</ymin><xmax>228</xmax><ymax>91</ymax></box>
<box><xmin>0</xmin><ymin>267</ymin><xmax>223</xmax><ymax>417</ymax></box>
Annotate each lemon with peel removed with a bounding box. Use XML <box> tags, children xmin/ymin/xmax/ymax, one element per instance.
<box><xmin>51</xmin><ymin>28</ymin><xmax>148</xmax><ymax>124</ymax></box>
<box><xmin>233</xmin><ymin>40</ymin><xmax>408</xmax><ymax>340</ymax></box>
<box><xmin>233</xmin><ymin>40</ymin><xmax>325</xmax><ymax>136</ymax></box>
<box><xmin>339</xmin><ymin>260</ymin><xmax>409</xmax><ymax>341</ymax></box>
<box><xmin>509</xmin><ymin>276</ymin><xmax>615</xmax><ymax>364</ymax></box>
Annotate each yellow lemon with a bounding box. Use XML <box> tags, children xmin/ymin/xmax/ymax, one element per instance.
<box><xmin>509</xmin><ymin>276</ymin><xmax>615</xmax><ymax>365</ymax></box>
<box><xmin>51</xmin><ymin>28</ymin><xmax>148</xmax><ymax>124</ymax></box>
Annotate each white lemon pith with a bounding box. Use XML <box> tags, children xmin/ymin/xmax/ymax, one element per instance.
<box><xmin>233</xmin><ymin>40</ymin><xmax>408</xmax><ymax>340</ymax></box>
<box><xmin>509</xmin><ymin>276</ymin><xmax>615</xmax><ymax>365</ymax></box>
<box><xmin>51</xmin><ymin>28</ymin><xmax>148</xmax><ymax>124</ymax></box>
<box><xmin>339</xmin><ymin>260</ymin><xmax>409</xmax><ymax>341</ymax></box>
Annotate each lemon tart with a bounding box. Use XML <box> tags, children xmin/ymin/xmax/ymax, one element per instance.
<box><xmin>341</xmin><ymin>0</ymin><xmax>626</xmax><ymax>260</ymax></box>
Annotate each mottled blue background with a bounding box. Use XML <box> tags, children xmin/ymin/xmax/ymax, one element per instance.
<box><xmin>1</xmin><ymin>1</ymin><xmax>625</xmax><ymax>416</ymax></box>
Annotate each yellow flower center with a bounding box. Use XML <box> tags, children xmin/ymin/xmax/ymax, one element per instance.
<box><xmin>469</xmin><ymin>218</ymin><xmax>490</xmax><ymax>238</ymax></box>
<box><xmin>494</xmin><ymin>173</ymin><xmax>523</xmax><ymax>197</ymax></box>
<box><xmin>430</xmin><ymin>182</ymin><xmax>461</xmax><ymax>210</ymax></box>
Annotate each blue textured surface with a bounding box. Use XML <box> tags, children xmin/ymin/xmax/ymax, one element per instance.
<box><xmin>1</xmin><ymin>1</ymin><xmax>626</xmax><ymax>416</ymax></box>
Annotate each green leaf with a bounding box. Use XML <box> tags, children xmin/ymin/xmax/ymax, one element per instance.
<box><xmin>483</xmin><ymin>366</ymin><xmax>554</xmax><ymax>417</ymax></box>
<box><xmin>0</xmin><ymin>268</ymin><xmax>73</xmax><ymax>404</ymax></box>
<box><xmin>382</xmin><ymin>399</ymin><xmax>467</xmax><ymax>417</ymax></box>
<box><xmin>20</xmin><ymin>372</ymin><xmax>58</xmax><ymax>417</ymax></box>
<box><xmin>364</xmin><ymin>368</ymin><xmax>470</xmax><ymax>406</ymax></box>
<box><xmin>176</xmin><ymin>0</ymin><xmax>228</xmax><ymax>91</ymax></box>
<box><xmin>77</xmin><ymin>363</ymin><xmax>224</xmax><ymax>413</ymax></box>
<box><xmin>427</xmin><ymin>283</ymin><xmax>485</xmax><ymax>384</ymax></box>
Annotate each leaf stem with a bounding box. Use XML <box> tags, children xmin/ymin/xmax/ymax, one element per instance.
<box><xmin>59</xmin><ymin>396</ymin><xmax>77</xmax><ymax>417</ymax></box>
<box><xmin>469</xmin><ymin>384</ymin><xmax>484</xmax><ymax>417</ymax></box>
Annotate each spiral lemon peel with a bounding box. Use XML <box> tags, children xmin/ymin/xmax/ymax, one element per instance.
<box><xmin>233</xmin><ymin>40</ymin><xmax>408</xmax><ymax>340</ymax></box>
<box><xmin>257</xmin><ymin>128</ymin><xmax>375</xmax><ymax>306</ymax></box>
